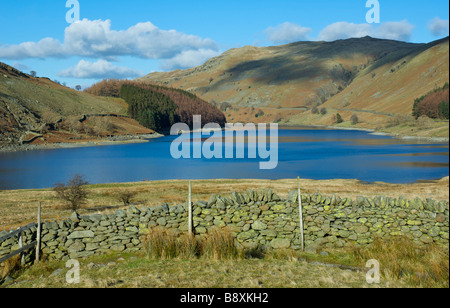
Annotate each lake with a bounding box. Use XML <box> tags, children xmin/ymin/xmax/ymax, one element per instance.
<box><xmin>0</xmin><ymin>127</ymin><xmax>448</xmax><ymax>190</ymax></box>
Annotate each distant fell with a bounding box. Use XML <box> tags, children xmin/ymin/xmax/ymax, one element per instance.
<box><xmin>138</xmin><ymin>36</ymin><xmax>449</xmax><ymax>137</ymax></box>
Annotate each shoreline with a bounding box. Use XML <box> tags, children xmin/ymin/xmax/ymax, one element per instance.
<box><xmin>278</xmin><ymin>124</ymin><xmax>450</xmax><ymax>143</ymax></box>
<box><xmin>1</xmin><ymin>122</ymin><xmax>448</xmax><ymax>153</ymax></box>
<box><xmin>0</xmin><ymin>133</ymin><xmax>164</xmax><ymax>153</ymax></box>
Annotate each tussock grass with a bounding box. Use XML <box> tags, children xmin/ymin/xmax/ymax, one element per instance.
<box><xmin>351</xmin><ymin>237</ymin><xmax>449</xmax><ymax>288</ymax></box>
<box><xmin>0</xmin><ymin>255</ymin><xmax>21</xmax><ymax>281</ymax></box>
<box><xmin>201</xmin><ymin>228</ymin><xmax>239</xmax><ymax>260</ymax></box>
<box><xmin>143</xmin><ymin>228</ymin><xmax>201</xmax><ymax>260</ymax></box>
<box><xmin>143</xmin><ymin>227</ymin><xmax>238</xmax><ymax>261</ymax></box>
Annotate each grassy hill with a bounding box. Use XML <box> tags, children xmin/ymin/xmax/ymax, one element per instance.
<box><xmin>139</xmin><ymin>36</ymin><xmax>449</xmax><ymax>138</ymax></box>
<box><xmin>0</xmin><ymin>62</ymin><xmax>153</xmax><ymax>149</ymax></box>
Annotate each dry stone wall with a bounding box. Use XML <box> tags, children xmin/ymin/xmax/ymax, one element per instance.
<box><xmin>1</xmin><ymin>190</ymin><xmax>448</xmax><ymax>262</ymax></box>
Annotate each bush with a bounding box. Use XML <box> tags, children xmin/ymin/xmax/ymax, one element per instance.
<box><xmin>53</xmin><ymin>175</ymin><xmax>89</xmax><ymax>211</ymax></box>
<box><xmin>116</xmin><ymin>190</ymin><xmax>138</xmax><ymax>206</ymax></box>
<box><xmin>412</xmin><ymin>83</ymin><xmax>449</xmax><ymax>120</ymax></box>
<box><xmin>335</xmin><ymin>113</ymin><xmax>343</xmax><ymax>124</ymax></box>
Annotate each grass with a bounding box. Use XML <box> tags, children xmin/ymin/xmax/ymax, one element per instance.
<box><xmin>351</xmin><ymin>237</ymin><xmax>449</xmax><ymax>288</ymax></box>
<box><xmin>142</xmin><ymin>227</ymin><xmax>238</xmax><ymax>261</ymax></box>
<box><xmin>4</xmin><ymin>229</ymin><xmax>446</xmax><ymax>289</ymax></box>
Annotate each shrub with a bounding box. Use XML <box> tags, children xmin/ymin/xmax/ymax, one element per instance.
<box><xmin>116</xmin><ymin>190</ymin><xmax>138</xmax><ymax>206</ymax></box>
<box><xmin>53</xmin><ymin>174</ymin><xmax>89</xmax><ymax>211</ymax></box>
<box><xmin>412</xmin><ymin>83</ymin><xmax>449</xmax><ymax>120</ymax></box>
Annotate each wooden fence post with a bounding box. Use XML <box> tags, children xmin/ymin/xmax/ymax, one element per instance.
<box><xmin>188</xmin><ymin>181</ymin><xmax>193</xmax><ymax>236</ymax></box>
<box><xmin>18</xmin><ymin>227</ymin><xmax>25</xmax><ymax>266</ymax></box>
<box><xmin>298</xmin><ymin>177</ymin><xmax>305</xmax><ymax>252</ymax></box>
<box><xmin>35</xmin><ymin>202</ymin><xmax>41</xmax><ymax>264</ymax></box>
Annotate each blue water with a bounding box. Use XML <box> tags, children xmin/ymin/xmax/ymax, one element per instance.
<box><xmin>0</xmin><ymin>127</ymin><xmax>448</xmax><ymax>189</ymax></box>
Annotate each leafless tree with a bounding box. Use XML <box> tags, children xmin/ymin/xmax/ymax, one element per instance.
<box><xmin>53</xmin><ymin>174</ymin><xmax>89</xmax><ymax>211</ymax></box>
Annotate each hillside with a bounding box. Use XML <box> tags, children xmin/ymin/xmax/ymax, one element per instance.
<box><xmin>139</xmin><ymin>36</ymin><xmax>449</xmax><ymax>138</ymax></box>
<box><xmin>0</xmin><ymin>62</ymin><xmax>154</xmax><ymax>150</ymax></box>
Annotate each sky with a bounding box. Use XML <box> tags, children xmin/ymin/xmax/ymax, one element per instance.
<box><xmin>0</xmin><ymin>0</ymin><xmax>448</xmax><ymax>89</ymax></box>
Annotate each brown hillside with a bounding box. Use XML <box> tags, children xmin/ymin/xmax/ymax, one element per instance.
<box><xmin>138</xmin><ymin>36</ymin><xmax>449</xmax><ymax>136</ymax></box>
<box><xmin>0</xmin><ymin>62</ymin><xmax>152</xmax><ymax>148</ymax></box>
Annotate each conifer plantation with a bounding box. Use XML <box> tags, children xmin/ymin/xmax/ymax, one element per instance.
<box><xmin>85</xmin><ymin>79</ymin><xmax>227</xmax><ymax>131</ymax></box>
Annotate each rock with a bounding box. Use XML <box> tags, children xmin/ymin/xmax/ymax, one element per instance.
<box><xmin>68</xmin><ymin>241</ymin><xmax>85</xmax><ymax>253</ymax></box>
<box><xmin>436</xmin><ymin>213</ymin><xmax>445</xmax><ymax>223</ymax></box>
<box><xmin>110</xmin><ymin>245</ymin><xmax>125</xmax><ymax>252</ymax></box>
<box><xmin>419</xmin><ymin>234</ymin><xmax>433</xmax><ymax>244</ymax></box>
<box><xmin>355</xmin><ymin>226</ymin><xmax>369</xmax><ymax>234</ymax></box>
<box><xmin>49</xmin><ymin>268</ymin><xmax>64</xmax><ymax>277</ymax></box>
<box><xmin>69</xmin><ymin>211</ymin><xmax>81</xmax><ymax>222</ymax></box>
<box><xmin>270</xmin><ymin>238</ymin><xmax>291</xmax><ymax>249</ymax></box>
<box><xmin>68</xmin><ymin>230</ymin><xmax>95</xmax><ymax>239</ymax></box>
<box><xmin>127</xmin><ymin>206</ymin><xmax>141</xmax><ymax>215</ymax></box>
<box><xmin>428</xmin><ymin>226</ymin><xmax>440</xmax><ymax>237</ymax></box>
<box><xmin>156</xmin><ymin>217</ymin><xmax>167</xmax><ymax>226</ymax></box>
<box><xmin>251</xmin><ymin>220</ymin><xmax>267</xmax><ymax>231</ymax></box>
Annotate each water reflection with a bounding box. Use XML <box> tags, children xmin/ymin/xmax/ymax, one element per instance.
<box><xmin>0</xmin><ymin>127</ymin><xmax>448</xmax><ymax>189</ymax></box>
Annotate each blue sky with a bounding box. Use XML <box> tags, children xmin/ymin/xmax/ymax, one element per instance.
<box><xmin>0</xmin><ymin>0</ymin><xmax>448</xmax><ymax>89</ymax></box>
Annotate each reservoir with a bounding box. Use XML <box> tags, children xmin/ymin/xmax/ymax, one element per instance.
<box><xmin>0</xmin><ymin>127</ymin><xmax>448</xmax><ymax>190</ymax></box>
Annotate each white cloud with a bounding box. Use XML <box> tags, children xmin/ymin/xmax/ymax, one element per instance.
<box><xmin>0</xmin><ymin>19</ymin><xmax>220</xmax><ymax>71</ymax></box>
<box><xmin>317</xmin><ymin>22</ymin><xmax>373</xmax><ymax>41</ymax></box>
<box><xmin>428</xmin><ymin>17</ymin><xmax>449</xmax><ymax>37</ymax></box>
<box><xmin>159</xmin><ymin>49</ymin><xmax>222</xmax><ymax>71</ymax></box>
<box><xmin>0</xmin><ymin>37</ymin><xmax>64</xmax><ymax>59</ymax></box>
<box><xmin>374</xmin><ymin>20</ymin><xmax>415</xmax><ymax>41</ymax></box>
<box><xmin>265</xmin><ymin>22</ymin><xmax>312</xmax><ymax>44</ymax></box>
<box><xmin>58</xmin><ymin>59</ymin><xmax>145</xmax><ymax>79</ymax></box>
<box><xmin>317</xmin><ymin>20</ymin><xmax>414</xmax><ymax>42</ymax></box>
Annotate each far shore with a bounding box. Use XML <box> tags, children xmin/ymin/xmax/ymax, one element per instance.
<box><xmin>1</xmin><ymin>122</ymin><xmax>448</xmax><ymax>154</ymax></box>
<box><xmin>0</xmin><ymin>133</ymin><xmax>164</xmax><ymax>153</ymax></box>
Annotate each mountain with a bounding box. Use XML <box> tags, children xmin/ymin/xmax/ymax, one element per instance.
<box><xmin>0</xmin><ymin>62</ymin><xmax>153</xmax><ymax>150</ymax></box>
<box><xmin>138</xmin><ymin>36</ymin><xmax>449</xmax><ymax>137</ymax></box>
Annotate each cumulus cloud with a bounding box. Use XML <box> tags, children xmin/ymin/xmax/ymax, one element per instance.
<box><xmin>428</xmin><ymin>17</ymin><xmax>449</xmax><ymax>37</ymax></box>
<box><xmin>317</xmin><ymin>20</ymin><xmax>414</xmax><ymax>42</ymax></box>
<box><xmin>58</xmin><ymin>59</ymin><xmax>145</xmax><ymax>79</ymax></box>
<box><xmin>374</xmin><ymin>20</ymin><xmax>415</xmax><ymax>41</ymax></box>
<box><xmin>0</xmin><ymin>19</ymin><xmax>220</xmax><ymax>71</ymax></box>
<box><xmin>265</xmin><ymin>22</ymin><xmax>312</xmax><ymax>44</ymax></box>
<box><xmin>159</xmin><ymin>49</ymin><xmax>222</xmax><ymax>71</ymax></box>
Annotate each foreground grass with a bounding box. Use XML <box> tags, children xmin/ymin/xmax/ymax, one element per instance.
<box><xmin>4</xmin><ymin>251</ymin><xmax>404</xmax><ymax>289</ymax></box>
<box><xmin>3</xmin><ymin>233</ymin><xmax>448</xmax><ymax>289</ymax></box>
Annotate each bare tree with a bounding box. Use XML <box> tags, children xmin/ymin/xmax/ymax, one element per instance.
<box><xmin>351</xmin><ymin>114</ymin><xmax>359</xmax><ymax>125</ymax></box>
<box><xmin>53</xmin><ymin>175</ymin><xmax>89</xmax><ymax>212</ymax></box>
<box><xmin>116</xmin><ymin>191</ymin><xmax>138</xmax><ymax>206</ymax></box>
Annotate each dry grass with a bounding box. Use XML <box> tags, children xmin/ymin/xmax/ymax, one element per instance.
<box><xmin>351</xmin><ymin>237</ymin><xmax>449</xmax><ymax>288</ymax></box>
<box><xmin>142</xmin><ymin>227</ymin><xmax>238</xmax><ymax>261</ymax></box>
<box><xmin>7</xmin><ymin>251</ymin><xmax>405</xmax><ymax>288</ymax></box>
<box><xmin>1</xmin><ymin>177</ymin><xmax>448</xmax><ymax>231</ymax></box>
